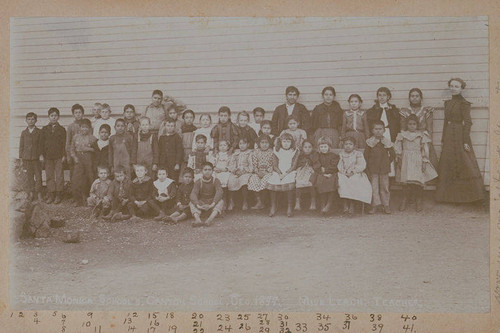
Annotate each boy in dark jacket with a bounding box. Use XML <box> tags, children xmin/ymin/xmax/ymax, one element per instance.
<box><xmin>158</xmin><ymin>118</ymin><xmax>184</xmax><ymax>182</ymax></box>
<box><xmin>40</xmin><ymin>107</ymin><xmax>67</xmax><ymax>204</ymax></box>
<box><xmin>103</xmin><ymin>166</ymin><xmax>132</xmax><ymax>221</ymax></box>
<box><xmin>19</xmin><ymin>112</ymin><xmax>43</xmax><ymax>201</ymax></box>
<box><xmin>364</xmin><ymin>120</ymin><xmax>396</xmax><ymax>214</ymax></box>
<box><xmin>166</xmin><ymin>168</ymin><xmax>194</xmax><ymax>224</ymax></box>
<box><xmin>127</xmin><ymin>164</ymin><xmax>163</xmax><ymax>221</ymax></box>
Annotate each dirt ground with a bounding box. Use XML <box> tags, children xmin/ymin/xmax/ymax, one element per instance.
<box><xmin>9</xmin><ymin>193</ymin><xmax>489</xmax><ymax>313</ymax></box>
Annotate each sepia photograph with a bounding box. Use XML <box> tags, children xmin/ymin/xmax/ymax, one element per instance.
<box><xmin>9</xmin><ymin>16</ymin><xmax>490</xmax><ymax>313</ymax></box>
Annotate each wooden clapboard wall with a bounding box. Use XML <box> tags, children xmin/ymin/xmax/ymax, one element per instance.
<box><xmin>10</xmin><ymin>17</ymin><xmax>489</xmax><ymax>185</ymax></box>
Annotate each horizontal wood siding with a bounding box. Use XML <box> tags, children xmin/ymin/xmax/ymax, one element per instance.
<box><xmin>10</xmin><ymin>17</ymin><xmax>489</xmax><ymax>185</ymax></box>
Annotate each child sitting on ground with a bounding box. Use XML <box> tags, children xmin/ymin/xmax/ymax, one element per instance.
<box><xmin>102</xmin><ymin>166</ymin><xmax>132</xmax><ymax>222</ymax></box>
<box><xmin>88</xmin><ymin>166</ymin><xmax>112</xmax><ymax>217</ymax></box>
<box><xmin>127</xmin><ymin>164</ymin><xmax>163</xmax><ymax>221</ymax></box>
<box><xmin>153</xmin><ymin>168</ymin><xmax>177</xmax><ymax>220</ymax></box>
<box><xmin>165</xmin><ymin>168</ymin><xmax>195</xmax><ymax>224</ymax></box>
<box><xmin>190</xmin><ymin>162</ymin><xmax>224</xmax><ymax>227</ymax></box>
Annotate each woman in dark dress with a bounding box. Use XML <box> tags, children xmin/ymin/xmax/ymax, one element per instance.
<box><xmin>435</xmin><ymin>78</ymin><xmax>484</xmax><ymax>203</ymax></box>
<box><xmin>310</xmin><ymin>86</ymin><xmax>343</xmax><ymax>149</ymax></box>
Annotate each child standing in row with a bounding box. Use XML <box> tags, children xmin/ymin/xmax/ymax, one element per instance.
<box><xmin>312</xmin><ymin>137</ymin><xmax>339</xmax><ymax>215</ymax></box>
<box><xmin>93</xmin><ymin>103</ymin><xmax>116</xmax><ymax>138</ymax></box>
<box><xmin>236</xmin><ymin>111</ymin><xmax>258</xmax><ymax>150</ymax></box>
<box><xmin>19</xmin><ymin>112</ymin><xmax>43</xmax><ymax>201</ymax></box>
<box><xmin>180</xmin><ymin>109</ymin><xmax>197</xmax><ymax>176</ymax></box>
<box><xmin>132</xmin><ymin>117</ymin><xmax>159</xmax><ymax>178</ymax></box>
<box><xmin>41</xmin><ymin>107</ymin><xmax>66</xmax><ymax>204</ymax></box>
<box><xmin>337</xmin><ymin>136</ymin><xmax>372</xmax><ymax>214</ymax></box>
<box><xmin>364</xmin><ymin>120</ymin><xmax>395</xmax><ymax>214</ymax></box>
<box><xmin>144</xmin><ymin>90</ymin><xmax>166</xmax><ymax>133</ymax></box>
<box><xmin>92</xmin><ymin>124</ymin><xmax>111</xmax><ymax>175</ymax></box>
<box><xmin>109</xmin><ymin>119</ymin><xmax>133</xmax><ymax>177</ymax></box>
<box><xmin>66</xmin><ymin>104</ymin><xmax>85</xmax><ymax>178</ymax></box>
<box><xmin>192</xmin><ymin>113</ymin><xmax>213</xmax><ymax>152</ymax></box>
<box><xmin>123</xmin><ymin>104</ymin><xmax>140</xmax><ymax>135</ymax></box>
<box><xmin>281</xmin><ymin>116</ymin><xmax>307</xmax><ymax>149</ymax></box>
<box><xmin>294</xmin><ymin>140</ymin><xmax>319</xmax><ymax>211</ymax></box>
<box><xmin>188</xmin><ymin>134</ymin><xmax>210</xmax><ymax>180</ymax></box>
<box><xmin>249</xmin><ymin>107</ymin><xmax>265</xmax><ymax>134</ymax></box>
<box><xmin>158</xmin><ymin>118</ymin><xmax>184</xmax><ymax>182</ymax></box>
<box><xmin>248</xmin><ymin>134</ymin><xmax>274</xmax><ymax>210</ymax></box>
<box><xmin>395</xmin><ymin>114</ymin><xmax>437</xmax><ymax>211</ymax></box>
<box><xmin>90</xmin><ymin>103</ymin><xmax>102</xmax><ymax>129</ymax></box>
<box><xmin>211</xmin><ymin>106</ymin><xmax>239</xmax><ymax>153</ymax></box>
<box><xmin>158</xmin><ymin>104</ymin><xmax>183</xmax><ymax>137</ymax></box>
<box><xmin>267</xmin><ymin>133</ymin><xmax>298</xmax><ymax>217</ymax></box>
<box><xmin>227</xmin><ymin>137</ymin><xmax>253</xmax><ymax>211</ymax></box>
<box><xmin>70</xmin><ymin>119</ymin><xmax>97</xmax><ymax>206</ymax></box>
<box><xmin>341</xmin><ymin>94</ymin><xmax>370</xmax><ymax>149</ymax></box>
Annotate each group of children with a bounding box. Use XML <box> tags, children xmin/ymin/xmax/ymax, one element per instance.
<box><xmin>19</xmin><ymin>87</ymin><xmax>438</xmax><ymax>226</ymax></box>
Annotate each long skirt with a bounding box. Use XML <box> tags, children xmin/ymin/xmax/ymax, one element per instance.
<box><xmin>228</xmin><ymin>173</ymin><xmax>252</xmax><ymax>191</ymax></box>
<box><xmin>267</xmin><ymin>171</ymin><xmax>296</xmax><ymax>191</ymax></box>
<box><xmin>295</xmin><ymin>165</ymin><xmax>314</xmax><ymax>188</ymax></box>
<box><xmin>338</xmin><ymin>173</ymin><xmax>372</xmax><ymax>203</ymax></box>
<box><xmin>215</xmin><ymin>171</ymin><xmax>231</xmax><ymax>188</ymax></box>
<box><xmin>313</xmin><ymin>128</ymin><xmax>340</xmax><ymax>149</ymax></box>
<box><xmin>435</xmin><ymin>123</ymin><xmax>484</xmax><ymax>202</ymax></box>
<box><xmin>311</xmin><ymin>172</ymin><xmax>338</xmax><ymax>194</ymax></box>
<box><xmin>248</xmin><ymin>172</ymin><xmax>272</xmax><ymax>192</ymax></box>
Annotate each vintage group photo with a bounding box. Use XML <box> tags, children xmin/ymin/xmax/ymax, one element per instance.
<box><xmin>9</xmin><ymin>17</ymin><xmax>490</xmax><ymax>313</ymax></box>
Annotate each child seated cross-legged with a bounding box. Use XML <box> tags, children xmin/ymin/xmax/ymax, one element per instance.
<box><xmin>248</xmin><ymin>134</ymin><xmax>274</xmax><ymax>210</ymax></box>
<box><xmin>153</xmin><ymin>168</ymin><xmax>177</xmax><ymax>221</ymax></box>
<box><xmin>311</xmin><ymin>136</ymin><xmax>340</xmax><ymax>215</ymax></box>
<box><xmin>211</xmin><ymin>140</ymin><xmax>232</xmax><ymax>207</ymax></box>
<box><xmin>337</xmin><ymin>136</ymin><xmax>372</xmax><ymax>215</ymax></box>
<box><xmin>127</xmin><ymin>164</ymin><xmax>163</xmax><ymax>222</ymax></box>
<box><xmin>87</xmin><ymin>166</ymin><xmax>112</xmax><ymax>217</ymax></box>
<box><xmin>190</xmin><ymin>162</ymin><xmax>224</xmax><ymax>227</ymax></box>
<box><xmin>188</xmin><ymin>134</ymin><xmax>210</xmax><ymax>181</ymax></box>
<box><xmin>267</xmin><ymin>133</ymin><xmax>299</xmax><ymax>217</ymax></box>
<box><xmin>102</xmin><ymin>166</ymin><xmax>132</xmax><ymax>222</ymax></box>
<box><xmin>227</xmin><ymin>137</ymin><xmax>253</xmax><ymax>211</ymax></box>
<box><xmin>294</xmin><ymin>140</ymin><xmax>319</xmax><ymax>211</ymax></box>
<box><xmin>364</xmin><ymin>120</ymin><xmax>396</xmax><ymax>214</ymax></box>
<box><xmin>165</xmin><ymin>168</ymin><xmax>195</xmax><ymax>224</ymax></box>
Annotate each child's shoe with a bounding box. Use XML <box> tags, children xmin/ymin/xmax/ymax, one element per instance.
<box><xmin>343</xmin><ymin>201</ymin><xmax>349</xmax><ymax>214</ymax></box>
<box><xmin>36</xmin><ymin>192</ymin><xmax>43</xmax><ymax>202</ymax></box>
<box><xmin>368</xmin><ymin>205</ymin><xmax>377</xmax><ymax>214</ymax></box>
<box><xmin>383</xmin><ymin>205</ymin><xmax>392</xmax><ymax>214</ymax></box>
<box><xmin>348</xmin><ymin>202</ymin><xmax>355</xmax><ymax>215</ymax></box>
<box><xmin>309</xmin><ymin>197</ymin><xmax>317</xmax><ymax>211</ymax></box>
<box><xmin>129</xmin><ymin>215</ymin><xmax>141</xmax><ymax>223</ymax></box>
<box><xmin>53</xmin><ymin>192</ymin><xmax>62</xmax><ymax>204</ymax></box>
<box><xmin>241</xmin><ymin>201</ymin><xmax>248</xmax><ymax>211</ymax></box>
<box><xmin>226</xmin><ymin>199</ymin><xmax>234</xmax><ymax>211</ymax></box>
<box><xmin>294</xmin><ymin>197</ymin><xmax>301</xmax><ymax>211</ymax></box>
<box><xmin>45</xmin><ymin>192</ymin><xmax>54</xmax><ymax>204</ymax></box>
<box><xmin>154</xmin><ymin>211</ymin><xmax>166</xmax><ymax>221</ymax></box>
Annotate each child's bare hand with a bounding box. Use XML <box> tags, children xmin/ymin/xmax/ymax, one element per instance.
<box><xmin>152</xmin><ymin>164</ymin><xmax>158</xmax><ymax>171</ymax></box>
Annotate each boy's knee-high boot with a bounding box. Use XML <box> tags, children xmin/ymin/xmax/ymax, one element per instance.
<box><xmin>269</xmin><ymin>192</ymin><xmax>277</xmax><ymax>217</ymax></box>
<box><xmin>287</xmin><ymin>191</ymin><xmax>294</xmax><ymax>217</ymax></box>
<box><xmin>416</xmin><ymin>186</ymin><xmax>424</xmax><ymax>212</ymax></box>
<box><xmin>399</xmin><ymin>185</ymin><xmax>408</xmax><ymax>211</ymax></box>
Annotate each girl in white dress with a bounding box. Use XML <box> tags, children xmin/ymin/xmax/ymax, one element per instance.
<box><xmin>337</xmin><ymin>136</ymin><xmax>372</xmax><ymax>214</ymax></box>
<box><xmin>210</xmin><ymin>140</ymin><xmax>232</xmax><ymax>207</ymax></box>
<box><xmin>267</xmin><ymin>133</ymin><xmax>299</xmax><ymax>217</ymax></box>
